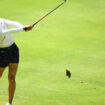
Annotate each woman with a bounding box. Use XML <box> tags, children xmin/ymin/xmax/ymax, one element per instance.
<box><xmin>0</xmin><ymin>18</ymin><xmax>33</xmax><ymax>105</ymax></box>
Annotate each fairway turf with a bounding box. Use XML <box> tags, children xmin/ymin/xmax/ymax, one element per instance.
<box><xmin>0</xmin><ymin>0</ymin><xmax>105</xmax><ymax>105</ymax></box>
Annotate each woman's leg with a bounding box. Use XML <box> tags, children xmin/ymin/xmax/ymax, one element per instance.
<box><xmin>8</xmin><ymin>63</ymin><xmax>18</xmax><ymax>104</ymax></box>
<box><xmin>0</xmin><ymin>67</ymin><xmax>6</xmax><ymax>78</ymax></box>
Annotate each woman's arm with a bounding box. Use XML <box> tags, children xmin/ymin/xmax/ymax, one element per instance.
<box><xmin>3</xmin><ymin>19</ymin><xmax>23</xmax><ymax>28</ymax></box>
<box><xmin>1</xmin><ymin>28</ymin><xmax>23</xmax><ymax>35</ymax></box>
<box><xmin>0</xmin><ymin>18</ymin><xmax>33</xmax><ymax>35</ymax></box>
<box><xmin>0</xmin><ymin>25</ymin><xmax>33</xmax><ymax>35</ymax></box>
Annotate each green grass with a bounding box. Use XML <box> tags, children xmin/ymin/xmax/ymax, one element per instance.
<box><xmin>0</xmin><ymin>0</ymin><xmax>105</xmax><ymax>105</ymax></box>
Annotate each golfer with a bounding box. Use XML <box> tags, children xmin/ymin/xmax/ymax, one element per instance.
<box><xmin>0</xmin><ymin>18</ymin><xmax>33</xmax><ymax>105</ymax></box>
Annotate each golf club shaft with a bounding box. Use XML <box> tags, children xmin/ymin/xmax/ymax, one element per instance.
<box><xmin>33</xmin><ymin>0</ymin><xmax>66</xmax><ymax>27</ymax></box>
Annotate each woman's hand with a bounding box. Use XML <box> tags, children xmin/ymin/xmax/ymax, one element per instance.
<box><xmin>23</xmin><ymin>25</ymin><xmax>33</xmax><ymax>31</ymax></box>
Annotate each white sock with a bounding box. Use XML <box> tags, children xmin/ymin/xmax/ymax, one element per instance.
<box><xmin>6</xmin><ymin>103</ymin><xmax>11</xmax><ymax>105</ymax></box>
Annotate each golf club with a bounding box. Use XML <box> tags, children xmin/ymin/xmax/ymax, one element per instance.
<box><xmin>32</xmin><ymin>0</ymin><xmax>66</xmax><ymax>27</ymax></box>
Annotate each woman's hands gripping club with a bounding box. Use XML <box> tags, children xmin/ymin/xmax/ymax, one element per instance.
<box><xmin>23</xmin><ymin>25</ymin><xmax>33</xmax><ymax>31</ymax></box>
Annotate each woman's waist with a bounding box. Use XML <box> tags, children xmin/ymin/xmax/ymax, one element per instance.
<box><xmin>0</xmin><ymin>42</ymin><xmax>16</xmax><ymax>50</ymax></box>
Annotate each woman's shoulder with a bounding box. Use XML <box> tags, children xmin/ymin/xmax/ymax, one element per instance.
<box><xmin>0</xmin><ymin>18</ymin><xmax>8</xmax><ymax>23</ymax></box>
<box><xmin>0</xmin><ymin>18</ymin><xmax>4</xmax><ymax>21</ymax></box>
<box><xmin>0</xmin><ymin>18</ymin><xmax>7</xmax><ymax>21</ymax></box>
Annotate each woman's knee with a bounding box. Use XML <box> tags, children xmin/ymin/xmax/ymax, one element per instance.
<box><xmin>8</xmin><ymin>73</ymin><xmax>16</xmax><ymax>82</ymax></box>
<box><xmin>8</xmin><ymin>63</ymin><xmax>18</xmax><ymax>81</ymax></box>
